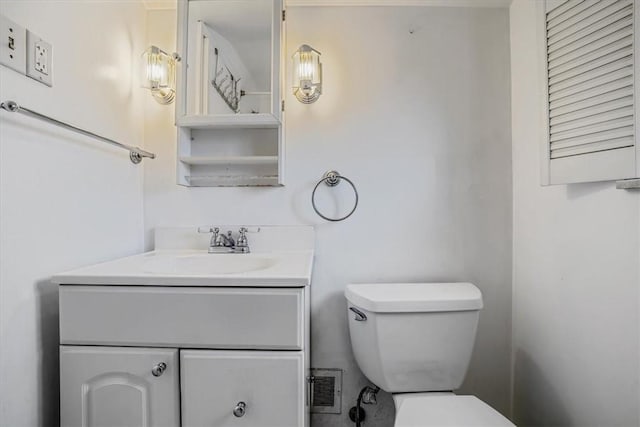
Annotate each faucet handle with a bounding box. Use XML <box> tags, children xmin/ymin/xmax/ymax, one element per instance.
<box><xmin>236</xmin><ymin>227</ymin><xmax>257</xmax><ymax>250</ymax></box>
<box><xmin>237</xmin><ymin>227</ymin><xmax>248</xmax><ymax>245</ymax></box>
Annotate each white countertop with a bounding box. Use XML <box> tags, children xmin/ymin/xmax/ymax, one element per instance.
<box><xmin>52</xmin><ymin>226</ymin><xmax>315</xmax><ymax>287</ymax></box>
<box><xmin>52</xmin><ymin>249</ymin><xmax>314</xmax><ymax>287</ymax></box>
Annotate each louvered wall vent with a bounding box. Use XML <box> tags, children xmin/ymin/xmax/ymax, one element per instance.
<box><xmin>543</xmin><ymin>0</ymin><xmax>638</xmax><ymax>184</ymax></box>
<box><xmin>310</xmin><ymin>368</ymin><xmax>342</xmax><ymax>414</ymax></box>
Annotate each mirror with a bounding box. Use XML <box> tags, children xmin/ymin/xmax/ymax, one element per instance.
<box><xmin>175</xmin><ymin>0</ymin><xmax>284</xmax><ymax>187</ymax></box>
<box><xmin>185</xmin><ymin>0</ymin><xmax>277</xmax><ymax>116</ymax></box>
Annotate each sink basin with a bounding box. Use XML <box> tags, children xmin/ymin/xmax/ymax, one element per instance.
<box><xmin>143</xmin><ymin>253</ymin><xmax>277</xmax><ymax>275</ymax></box>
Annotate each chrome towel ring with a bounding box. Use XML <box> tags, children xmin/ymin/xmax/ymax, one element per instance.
<box><xmin>311</xmin><ymin>170</ymin><xmax>359</xmax><ymax>222</ymax></box>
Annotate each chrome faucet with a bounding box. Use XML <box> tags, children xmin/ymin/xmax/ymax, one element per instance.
<box><xmin>216</xmin><ymin>230</ymin><xmax>235</xmax><ymax>248</ymax></box>
<box><xmin>197</xmin><ymin>226</ymin><xmax>257</xmax><ymax>254</ymax></box>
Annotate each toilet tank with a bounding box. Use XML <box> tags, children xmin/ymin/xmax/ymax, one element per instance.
<box><xmin>345</xmin><ymin>283</ymin><xmax>482</xmax><ymax>393</ymax></box>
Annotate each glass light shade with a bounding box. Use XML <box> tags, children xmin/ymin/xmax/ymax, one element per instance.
<box><xmin>292</xmin><ymin>45</ymin><xmax>322</xmax><ymax>104</ymax></box>
<box><xmin>142</xmin><ymin>46</ymin><xmax>176</xmax><ymax>105</ymax></box>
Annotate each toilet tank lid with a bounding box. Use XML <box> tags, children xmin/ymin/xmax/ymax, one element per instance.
<box><xmin>345</xmin><ymin>283</ymin><xmax>483</xmax><ymax>313</ymax></box>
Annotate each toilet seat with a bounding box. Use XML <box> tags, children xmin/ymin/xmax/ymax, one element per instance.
<box><xmin>393</xmin><ymin>393</ymin><xmax>515</xmax><ymax>427</ymax></box>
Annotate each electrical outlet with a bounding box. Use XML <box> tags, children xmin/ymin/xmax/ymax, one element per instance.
<box><xmin>34</xmin><ymin>41</ymin><xmax>49</xmax><ymax>73</ymax></box>
<box><xmin>0</xmin><ymin>14</ymin><xmax>27</xmax><ymax>74</ymax></box>
<box><xmin>26</xmin><ymin>30</ymin><xmax>52</xmax><ymax>86</ymax></box>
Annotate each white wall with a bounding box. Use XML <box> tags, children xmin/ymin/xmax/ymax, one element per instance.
<box><xmin>0</xmin><ymin>2</ymin><xmax>147</xmax><ymax>426</ymax></box>
<box><xmin>510</xmin><ymin>1</ymin><xmax>640</xmax><ymax>425</ymax></box>
<box><xmin>145</xmin><ymin>6</ymin><xmax>512</xmax><ymax>425</ymax></box>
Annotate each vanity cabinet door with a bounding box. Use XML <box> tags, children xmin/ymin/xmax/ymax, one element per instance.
<box><xmin>60</xmin><ymin>346</ymin><xmax>179</xmax><ymax>427</ymax></box>
<box><xmin>181</xmin><ymin>350</ymin><xmax>305</xmax><ymax>427</ymax></box>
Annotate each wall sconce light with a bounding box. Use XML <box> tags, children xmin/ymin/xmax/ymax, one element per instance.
<box><xmin>292</xmin><ymin>44</ymin><xmax>322</xmax><ymax>104</ymax></box>
<box><xmin>142</xmin><ymin>46</ymin><xmax>179</xmax><ymax>105</ymax></box>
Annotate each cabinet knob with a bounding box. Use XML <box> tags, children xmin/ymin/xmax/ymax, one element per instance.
<box><xmin>151</xmin><ymin>362</ymin><xmax>167</xmax><ymax>377</ymax></box>
<box><xmin>233</xmin><ymin>401</ymin><xmax>246</xmax><ymax>417</ymax></box>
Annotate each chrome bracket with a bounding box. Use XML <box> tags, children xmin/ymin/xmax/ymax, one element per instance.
<box><xmin>323</xmin><ymin>170</ymin><xmax>341</xmax><ymax>187</ymax></box>
<box><xmin>129</xmin><ymin>151</ymin><xmax>143</xmax><ymax>164</ymax></box>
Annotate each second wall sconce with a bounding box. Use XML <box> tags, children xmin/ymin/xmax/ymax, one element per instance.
<box><xmin>142</xmin><ymin>46</ymin><xmax>180</xmax><ymax>105</ymax></box>
<box><xmin>292</xmin><ymin>44</ymin><xmax>322</xmax><ymax>104</ymax></box>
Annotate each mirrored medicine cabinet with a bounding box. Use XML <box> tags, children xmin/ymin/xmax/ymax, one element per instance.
<box><xmin>175</xmin><ymin>0</ymin><xmax>284</xmax><ymax>187</ymax></box>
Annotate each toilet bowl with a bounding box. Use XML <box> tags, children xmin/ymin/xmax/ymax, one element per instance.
<box><xmin>393</xmin><ymin>393</ymin><xmax>512</xmax><ymax>426</ymax></box>
<box><xmin>345</xmin><ymin>283</ymin><xmax>514</xmax><ymax>426</ymax></box>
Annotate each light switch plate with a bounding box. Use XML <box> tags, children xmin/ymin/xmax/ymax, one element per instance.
<box><xmin>0</xmin><ymin>14</ymin><xmax>27</xmax><ymax>74</ymax></box>
<box><xmin>26</xmin><ymin>30</ymin><xmax>52</xmax><ymax>86</ymax></box>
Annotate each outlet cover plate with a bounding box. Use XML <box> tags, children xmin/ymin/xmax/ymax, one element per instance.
<box><xmin>26</xmin><ymin>30</ymin><xmax>52</xmax><ymax>86</ymax></box>
<box><xmin>0</xmin><ymin>14</ymin><xmax>27</xmax><ymax>74</ymax></box>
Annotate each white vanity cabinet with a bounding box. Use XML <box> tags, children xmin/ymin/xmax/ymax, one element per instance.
<box><xmin>59</xmin><ymin>285</ymin><xmax>310</xmax><ymax>427</ymax></box>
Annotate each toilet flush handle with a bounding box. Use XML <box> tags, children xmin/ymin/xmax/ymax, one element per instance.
<box><xmin>349</xmin><ymin>307</ymin><xmax>367</xmax><ymax>321</ymax></box>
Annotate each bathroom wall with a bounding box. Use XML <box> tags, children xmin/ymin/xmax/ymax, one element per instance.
<box><xmin>144</xmin><ymin>5</ymin><xmax>512</xmax><ymax>425</ymax></box>
<box><xmin>510</xmin><ymin>1</ymin><xmax>640</xmax><ymax>425</ymax></box>
<box><xmin>0</xmin><ymin>2</ymin><xmax>146</xmax><ymax>426</ymax></box>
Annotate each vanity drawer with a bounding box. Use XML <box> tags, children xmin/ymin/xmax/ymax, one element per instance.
<box><xmin>181</xmin><ymin>350</ymin><xmax>305</xmax><ymax>427</ymax></box>
<box><xmin>59</xmin><ymin>286</ymin><xmax>304</xmax><ymax>349</ymax></box>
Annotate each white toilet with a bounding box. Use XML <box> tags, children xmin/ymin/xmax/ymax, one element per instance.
<box><xmin>345</xmin><ymin>282</ymin><xmax>515</xmax><ymax>427</ymax></box>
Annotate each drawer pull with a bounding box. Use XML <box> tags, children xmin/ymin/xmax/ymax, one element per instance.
<box><xmin>151</xmin><ymin>362</ymin><xmax>167</xmax><ymax>377</ymax></box>
<box><xmin>233</xmin><ymin>401</ymin><xmax>246</xmax><ymax>417</ymax></box>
